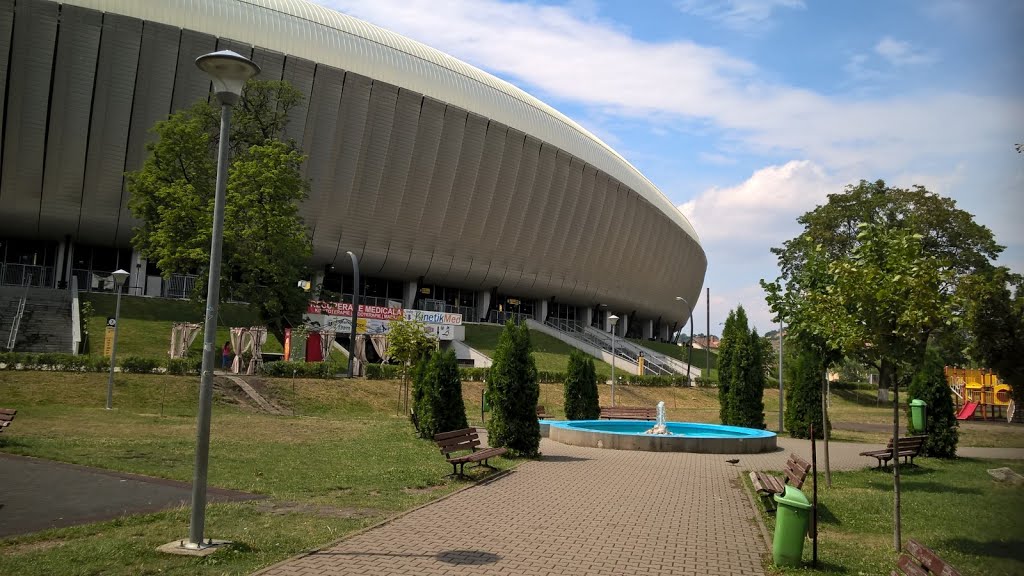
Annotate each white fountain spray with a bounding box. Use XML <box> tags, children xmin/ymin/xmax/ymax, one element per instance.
<box><xmin>645</xmin><ymin>401</ymin><xmax>671</xmax><ymax>435</ymax></box>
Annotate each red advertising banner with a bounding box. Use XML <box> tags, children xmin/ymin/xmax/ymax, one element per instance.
<box><xmin>306</xmin><ymin>301</ymin><xmax>405</xmax><ymax>321</ymax></box>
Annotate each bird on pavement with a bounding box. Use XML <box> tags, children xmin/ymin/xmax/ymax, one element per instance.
<box><xmin>725</xmin><ymin>458</ymin><xmax>740</xmax><ymax>465</ymax></box>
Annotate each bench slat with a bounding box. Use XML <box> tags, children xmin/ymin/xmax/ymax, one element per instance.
<box><xmin>896</xmin><ymin>554</ymin><xmax>930</xmax><ymax>576</ymax></box>
<box><xmin>434</xmin><ymin>428</ymin><xmax>478</xmax><ymax>441</ymax></box>
<box><xmin>906</xmin><ymin>540</ymin><xmax>962</xmax><ymax>576</ymax></box>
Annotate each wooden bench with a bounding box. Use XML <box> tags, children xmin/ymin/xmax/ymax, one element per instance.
<box><xmin>860</xmin><ymin>436</ymin><xmax>928</xmax><ymax>469</ymax></box>
<box><xmin>599</xmin><ymin>406</ymin><xmax>657</xmax><ymax>420</ymax></box>
<box><xmin>750</xmin><ymin>453</ymin><xmax>811</xmax><ymax>505</ymax></box>
<box><xmin>433</xmin><ymin>428</ymin><xmax>508</xmax><ymax>478</ymax></box>
<box><xmin>0</xmin><ymin>408</ymin><xmax>16</xmax><ymax>434</ymax></box>
<box><xmin>536</xmin><ymin>405</ymin><xmax>551</xmax><ymax>419</ymax></box>
<box><xmin>893</xmin><ymin>538</ymin><xmax>961</xmax><ymax>576</ymax></box>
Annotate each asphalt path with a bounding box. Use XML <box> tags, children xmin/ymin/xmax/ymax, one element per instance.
<box><xmin>0</xmin><ymin>453</ymin><xmax>262</xmax><ymax>538</ymax></box>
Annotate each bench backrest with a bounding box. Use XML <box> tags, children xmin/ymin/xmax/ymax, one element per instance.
<box><xmin>886</xmin><ymin>436</ymin><xmax>927</xmax><ymax>450</ymax></box>
<box><xmin>434</xmin><ymin>428</ymin><xmax>481</xmax><ymax>457</ymax></box>
<box><xmin>0</xmin><ymin>409</ymin><xmax>15</xmax><ymax>423</ymax></box>
<box><xmin>896</xmin><ymin>539</ymin><xmax>961</xmax><ymax>576</ymax></box>
<box><xmin>600</xmin><ymin>407</ymin><xmax>656</xmax><ymax>419</ymax></box>
<box><xmin>785</xmin><ymin>454</ymin><xmax>812</xmax><ymax>488</ymax></box>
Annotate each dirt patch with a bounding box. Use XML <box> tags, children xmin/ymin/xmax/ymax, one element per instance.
<box><xmin>402</xmin><ymin>485</ymin><xmax>446</xmax><ymax>495</ymax></box>
<box><xmin>253</xmin><ymin>501</ymin><xmax>383</xmax><ymax>519</ymax></box>
<box><xmin>1</xmin><ymin>539</ymin><xmax>65</xmax><ymax>556</ymax></box>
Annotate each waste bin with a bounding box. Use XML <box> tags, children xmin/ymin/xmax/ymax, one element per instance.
<box><xmin>773</xmin><ymin>486</ymin><xmax>812</xmax><ymax>567</ymax></box>
<box><xmin>910</xmin><ymin>399</ymin><xmax>927</xmax><ymax>432</ymax></box>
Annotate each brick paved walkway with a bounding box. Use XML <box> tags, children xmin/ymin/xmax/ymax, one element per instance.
<box><xmin>254</xmin><ymin>437</ymin><xmax>1024</xmax><ymax>576</ymax></box>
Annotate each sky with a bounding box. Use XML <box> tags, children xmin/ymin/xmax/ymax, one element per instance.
<box><xmin>313</xmin><ymin>0</ymin><xmax>1024</xmax><ymax>335</ymax></box>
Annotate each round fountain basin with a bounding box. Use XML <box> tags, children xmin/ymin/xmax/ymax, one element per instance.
<box><xmin>543</xmin><ymin>420</ymin><xmax>777</xmax><ymax>454</ymax></box>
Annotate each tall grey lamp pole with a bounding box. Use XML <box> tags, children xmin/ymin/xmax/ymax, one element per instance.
<box><xmin>187</xmin><ymin>50</ymin><xmax>260</xmax><ymax>550</ymax></box>
<box><xmin>778</xmin><ymin>318</ymin><xmax>784</xmax><ymax>433</ymax></box>
<box><xmin>105</xmin><ymin>269</ymin><xmax>130</xmax><ymax>410</ymax></box>
<box><xmin>609</xmin><ymin>314</ymin><xmax>619</xmax><ymax>406</ymax></box>
<box><xmin>675</xmin><ymin>296</ymin><xmax>694</xmax><ymax>386</ymax></box>
<box><xmin>346</xmin><ymin>250</ymin><xmax>360</xmax><ymax>378</ymax></box>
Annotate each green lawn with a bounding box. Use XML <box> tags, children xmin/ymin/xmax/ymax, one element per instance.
<box><xmin>751</xmin><ymin>458</ymin><xmax>1024</xmax><ymax>576</ymax></box>
<box><xmin>628</xmin><ymin>338</ymin><xmax>718</xmax><ymax>370</ymax></box>
<box><xmin>82</xmin><ymin>294</ymin><xmax>283</xmax><ymax>358</ymax></box>
<box><xmin>0</xmin><ymin>372</ymin><xmax>515</xmax><ymax>576</ymax></box>
<box><xmin>464</xmin><ymin>323</ymin><xmax>616</xmax><ymax>378</ymax></box>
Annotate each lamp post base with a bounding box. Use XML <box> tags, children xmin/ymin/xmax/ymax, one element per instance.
<box><xmin>158</xmin><ymin>538</ymin><xmax>233</xmax><ymax>557</ymax></box>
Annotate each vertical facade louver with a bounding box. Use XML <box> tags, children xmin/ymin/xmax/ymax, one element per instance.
<box><xmin>0</xmin><ymin>0</ymin><xmax>706</xmax><ymax>322</ymax></box>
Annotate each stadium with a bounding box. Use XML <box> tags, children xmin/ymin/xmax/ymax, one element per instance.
<box><xmin>0</xmin><ymin>0</ymin><xmax>706</xmax><ymax>345</ymax></box>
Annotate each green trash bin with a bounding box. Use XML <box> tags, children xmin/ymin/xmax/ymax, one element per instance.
<box><xmin>773</xmin><ymin>486</ymin><xmax>812</xmax><ymax>567</ymax></box>
<box><xmin>910</xmin><ymin>399</ymin><xmax>927</xmax><ymax>433</ymax></box>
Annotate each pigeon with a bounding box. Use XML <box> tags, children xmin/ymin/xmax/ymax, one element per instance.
<box><xmin>725</xmin><ymin>458</ymin><xmax>740</xmax><ymax>465</ymax></box>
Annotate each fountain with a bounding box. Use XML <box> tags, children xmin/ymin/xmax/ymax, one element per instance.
<box><xmin>644</xmin><ymin>401</ymin><xmax>671</xmax><ymax>435</ymax></box>
<box><xmin>540</xmin><ymin>401</ymin><xmax>776</xmax><ymax>454</ymax></box>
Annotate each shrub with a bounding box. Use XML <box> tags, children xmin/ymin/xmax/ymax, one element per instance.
<box><xmin>536</xmin><ymin>370</ymin><xmax>566</xmax><ymax>383</ymax></box>
<box><xmin>717</xmin><ymin>306</ymin><xmax>766</xmax><ymax>428</ymax></box>
<box><xmin>907</xmin><ymin>348</ymin><xmax>959</xmax><ymax>457</ymax></box>
<box><xmin>119</xmin><ymin>356</ymin><xmax>161</xmax><ymax>374</ymax></box>
<box><xmin>414</xmin><ymin>349</ymin><xmax>468</xmax><ymax>438</ymax></box>
<box><xmin>167</xmin><ymin>357</ymin><xmax>202</xmax><ymax>375</ymax></box>
<box><xmin>459</xmin><ymin>367</ymin><xmax>489</xmax><ymax>382</ymax></box>
<box><xmin>90</xmin><ymin>356</ymin><xmax>110</xmax><ymax>372</ymax></box>
<box><xmin>365</xmin><ymin>363</ymin><xmax>400</xmax><ymax>380</ymax></box>
<box><xmin>564</xmin><ymin>350</ymin><xmax>599</xmax><ymax>420</ymax></box>
<box><xmin>486</xmin><ymin>320</ymin><xmax>540</xmax><ymax>457</ymax></box>
<box><xmin>785</xmin><ymin>345</ymin><xmax>829</xmax><ymax>439</ymax></box>
<box><xmin>261</xmin><ymin>360</ymin><xmax>335</xmax><ymax>378</ymax></box>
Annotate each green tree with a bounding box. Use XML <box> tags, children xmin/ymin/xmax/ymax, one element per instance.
<box><xmin>785</xmin><ymin>344</ymin><xmax>829</xmax><ymax>439</ymax></box>
<box><xmin>389</xmin><ymin>317</ymin><xmax>437</xmax><ymax>416</ymax></box>
<box><xmin>127</xmin><ymin>80</ymin><xmax>311</xmax><ymax>338</ymax></box>
<box><xmin>716</xmin><ymin>308</ymin><xmax>744</xmax><ymax>424</ymax></box>
<box><xmin>564</xmin><ymin>350</ymin><xmax>600</xmax><ymax>420</ymax></box>
<box><xmin>413</xmin><ymin>349</ymin><xmax>468</xmax><ymax>438</ymax></box>
<box><xmin>907</xmin><ymin>349</ymin><xmax>959</xmax><ymax>456</ymax></box>
<box><xmin>716</xmin><ymin>306</ymin><xmax>766</xmax><ymax>428</ymax></box>
<box><xmin>965</xmin><ymin>267</ymin><xmax>1024</xmax><ymax>421</ymax></box>
<box><xmin>486</xmin><ymin>321</ymin><xmax>540</xmax><ymax>457</ymax></box>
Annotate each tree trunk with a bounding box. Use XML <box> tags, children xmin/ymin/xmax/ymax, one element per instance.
<box><xmin>892</xmin><ymin>365</ymin><xmax>902</xmax><ymax>551</ymax></box>
<box><xmin>821</xmin><ymin>369</ymin><xmax>832</xmax><ymax>487</ymax></box>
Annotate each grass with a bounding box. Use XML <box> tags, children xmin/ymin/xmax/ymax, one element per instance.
<box><xmin>463</xmin><ymin>323</ymin><xmax>617</xmax><ymax>378</ymax></box>
<box><xmin>82</xmin><ymin>293</ymin><xmax>283</xmax><ymax>358</ymax></box>
<box><xmin>750</xmin><ymin>458</ymin><xmax>1024</xmax><ymax>576</ymax></box>
<box><xmin>627</xmin><ymin>338</ymin><xmax>718</xmax><ymax>370</ymax></box>
<box><xmin>0</xmin><ymin>372</ymin><xmax>516</xmax><ymax>575</ymax></box>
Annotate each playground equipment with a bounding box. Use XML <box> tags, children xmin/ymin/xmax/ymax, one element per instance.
<box><xmin>945</xmin><ymin>367</ymin><xmax>1013</xmax><ymax>422</ymax></box>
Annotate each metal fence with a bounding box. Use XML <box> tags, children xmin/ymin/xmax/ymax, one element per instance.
<box><xmin>1</xmin><ymin>263</ymin><xmax>54</xmax><ymax>288</ymax></box>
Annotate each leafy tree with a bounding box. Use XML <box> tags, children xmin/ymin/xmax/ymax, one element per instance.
<box><xmin>907</xmin><ymin>349</ymin><xmax>959</xmax><ymax>456</ymax></box>
<box><xmin>716</xmin><ymin>308</ymin><xmax>743</xmax><ymax>424</ymax></box>
<box><xmin>564</xmin><ymin>350</ymin><xmax>599</xmax><ymax>420</ymax></box>
<box><xmin>128</xmin><ymin>80</ymin><xmax>311</xmax><ymax>339</ymax></box>
<box><xmin>389</xmin><ymin>317</ymin><xmax>437</xmax><ymax>416</ymax></box>
<box><xmin>413</xmin><ymin>349</ymin><xmax>468</xmax><ymax>438</ymax></box>
<box><xmin>965</xmin><ymin>267</ymin><xmax>1024</xmax><ymax>421</ymax></box>
<box><xmin>785</xmin><ymin>345</ymin><xmax>830</xmax><ymax>439</ymax></box>
<box><xmin>486</xmin><ymin>320</ymin><xmax>540</xmax><ymax>457</ymax></box>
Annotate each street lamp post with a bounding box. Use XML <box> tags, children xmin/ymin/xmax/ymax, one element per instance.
<box><xmin>105</xmin><ymin>269</ymin><xmax>130</xmax><ymax>410</ymax></box>
<box><xmin>609</xmin><ymin>314</ymin><xmax>619</xmax><ymax>406</ymax></box>
<box><xmin>345</xmin><ymin>251</ymin><xmax>360</xmax><ymax>378</ymax></box>
<box><xmin>778</xmin><ymin>318</ymin><xmax>784</xmax><ymax>433</ymax></box>
<box><xmin>675</xmin><ymin>296</ymin><xmax>695</xmax><ymax>386</ymax></box>
<box><xmin>185</xmin><ymin>50</ymin><xmax>260</xmax><ymax>551</ymax></box>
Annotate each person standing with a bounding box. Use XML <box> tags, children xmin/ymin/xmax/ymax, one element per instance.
<box><xmin>222</xmin><ymin>340</ymin><xmax>232</xmax><ymax>369</ymax></box>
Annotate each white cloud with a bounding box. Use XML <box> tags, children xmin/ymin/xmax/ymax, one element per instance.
<box><xmin>679</xmin><ymin>160</ymin><xmax>834</xmax><ymax>243</ymax></box>
<box><xmin>675</xmin><ymin>0</ymin><xmax>805</xmax><ymax>31</ymax></box>
<box><xmin>874</xmin><ymin>36</ymin><xmax>936</xmax><ymax>66</ymax></box>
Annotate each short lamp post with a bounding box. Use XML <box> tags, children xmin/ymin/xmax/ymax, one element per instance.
<box><xmin>105</xmin><ymin>269</ymin><xmax>130</xmax><ymax>410</ymax></box>
<box><xmin>185</xmin><ymin>49</ymin><xmax>260</xmax><ymax>552</ymax></box>
<box><xmin>609</xmin><ymin>314</ymin><xmax>619</xmax><ymax>407</ymax></box>
<box><xmin>675</xmin><ymin>296</ymin><xmax>695</xmax><ymax>386</ymax></box>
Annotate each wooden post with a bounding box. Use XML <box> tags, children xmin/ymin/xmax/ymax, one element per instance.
<box><xmin>811</xmin><ymin>423</ymin><xmax>818</xmax><ymax>567</ymax></box>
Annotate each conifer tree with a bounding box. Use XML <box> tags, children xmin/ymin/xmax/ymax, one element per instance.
<box><xmin>564</xmin><ymin>350</ymin><xmax>600</xmax><ymax>420</ymax></box>
<box><xmin>486</xmin><ymin>320</ymin><xmax>541</xmax><ymax>456</ymax></box>
<box><xmin>785</xmin><ymin>344</ymin><xmax>829</xmax><ymax>439</ymax></box>
<box><xmin>907</xmin><ymin>349</ymin><xmax>958</xmax><ymax>457</ymax></box>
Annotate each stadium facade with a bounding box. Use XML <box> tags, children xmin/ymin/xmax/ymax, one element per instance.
<box><xmin>0</xmin><ymin>0</ymin><xmax>706</xmax><ymax>340</ymax></box>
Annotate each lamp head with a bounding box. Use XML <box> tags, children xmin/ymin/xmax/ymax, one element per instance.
<box><xmin>195</xmin><ymin>50</ymin><xmax>260</xmax><ymax>105</ymax></box>
<box><xmin>111</xmin><ymin>269</ymin><xmax>130</xmax><ymax>287</ymax></box>
<box><xmin>609</xmin><ymin>314</ymin><xmax>619</xmax><ymax>326</ymax></box>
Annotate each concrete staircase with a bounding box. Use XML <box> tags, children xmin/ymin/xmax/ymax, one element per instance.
<box><xmin>0</xmin><ymin>287</ymin><xmax>73</xmax><ymax>353</ymax></box>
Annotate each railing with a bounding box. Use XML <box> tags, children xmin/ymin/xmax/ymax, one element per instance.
<box><xmin>1</xmin><ymin>263</ymin><xmax>53</xmax><ymax>288</ymax></box>
<box><xmin>543</xmin><ymin>318</ymin><xmax>678</xmax><ymax>376</ymax></box>
<box><xmin>163</xmin><ymin>273</ymin><xmax>197</xmax><ymax>299</ymax></box>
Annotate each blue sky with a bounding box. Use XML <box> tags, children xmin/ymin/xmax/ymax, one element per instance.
<box><xmin>316</xmin><ymin>0</ymin><xmax>1023</xmax><ymax>334</ymax></box>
